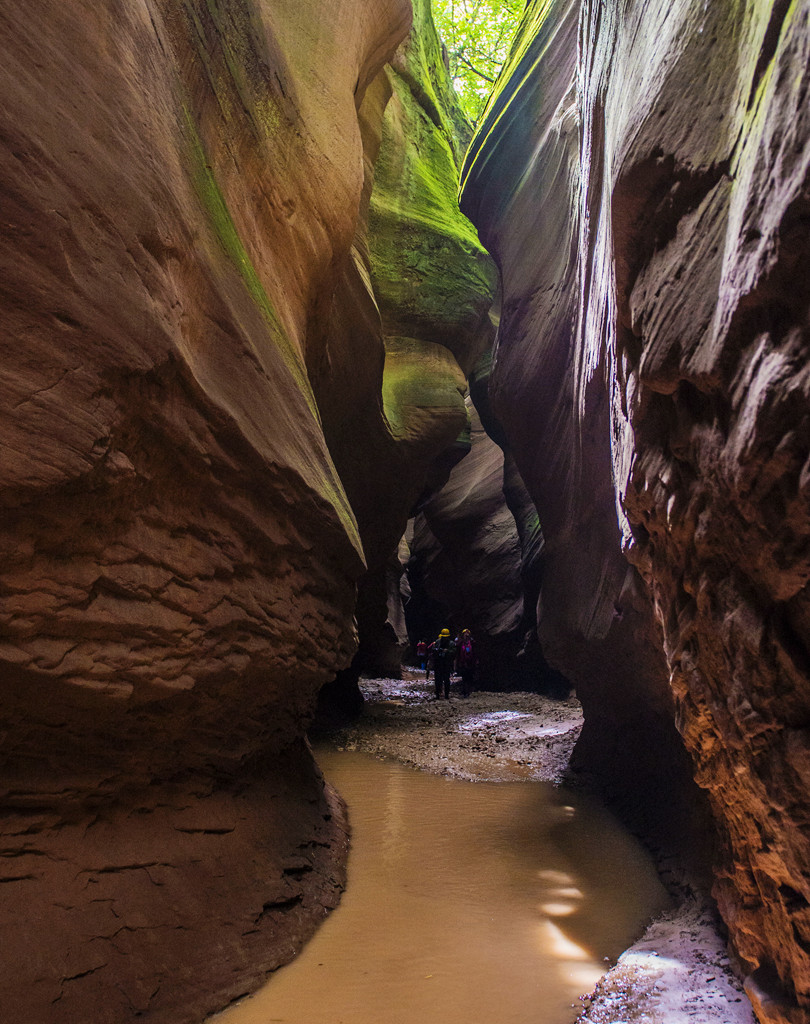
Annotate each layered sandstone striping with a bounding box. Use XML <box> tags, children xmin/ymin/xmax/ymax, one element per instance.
<box><xmin>0</xmin><ymin>0</ymin><xmax>414</xmax><ymax>1020</ymax></box>
<box><xmin>461</xmin><ymin>1</ymin><xmax>810</xmax><ymax>1020</ymax></box>
<box><xmin>0</xmin><ymin>0</ymin><xmax>499</xmax><ymax>1017</ymax></box>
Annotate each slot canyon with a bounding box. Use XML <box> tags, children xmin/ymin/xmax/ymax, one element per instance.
<box><xmin>0</xmin><ymin>1</ymin><xmax>808</xmax><ymax>1023</ymax></box>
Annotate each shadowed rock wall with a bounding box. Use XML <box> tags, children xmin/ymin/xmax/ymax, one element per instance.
<box><xmin>407</xmin><ymin>398</ymin><xmax>547</xmax><ymax>688</ymax></box>
<box><xmin>461</xmin><ymin>1</ymin><xmax>810</xmax><ymax>1021</ymax></box>
<box><xmin>460</xmin><ymin>0</ymin><xmax>696</xmax><ymax>848</ymax></box>
<box><xmin>312</xmin><ymin>0</ymin><xmax>497</xmax><ymax>687</ymax></box>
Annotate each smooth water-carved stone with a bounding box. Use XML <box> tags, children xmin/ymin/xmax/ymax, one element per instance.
<box><xmin>312</xmin><ymin>0</ymin><xmax>497</xmax><ymax>684</ymax></box>
<box><xmin>461</xmin><ymin>1</ymin><xmax>810</xmax><ymax>1019</ymax></box>
<box><xmin>0</xmin><ymin>0</ymin><xmax>411</xmax><ymax>1019</ymax></box>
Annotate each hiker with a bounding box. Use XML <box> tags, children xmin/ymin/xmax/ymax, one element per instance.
<box><xmin>455</xmin><ymin>628</ymin><xmax>476</xmax><ymax>696</ymax></box>
<box><xmin>416</xmin><ymin>639</ymin><xmax>428</xmax><ymax>675</ymax></box>
<box><xmin>432</xmin><ymin>628</ymin><xmax>456</xmax><ymax>700</ymax></box>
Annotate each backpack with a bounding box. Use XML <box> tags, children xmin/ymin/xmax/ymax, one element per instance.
<box><xmin>434</xmin><ymin>636</ymin><xmax>453</xmax><ymax>661</ymax></box>
<box><xmin>458</xmin><ymin>638</ymin><xmax>474</xmax><ymax>667</ymax></box>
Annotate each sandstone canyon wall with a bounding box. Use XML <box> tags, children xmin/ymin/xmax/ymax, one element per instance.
<box><xmin>406</xmin><ymin>396</ymin><xmax>548</xmax><ymax>688</ymax></box>
<box><xmin>0</xmin><ymin>1</ymin><xmax>492</xmax><ymax>1020</ymax></box>
<box><xmin>461</xmin><ymin>0</ymin><xmax>701</xmax><ymax>848</ymax></box>
<box><xmin>461</xmin><ymin>2</ymin><xmax>810</xmax><ymax>1021</ymax></box>
<box><xmin>313</xmin><ymin>0</ymin><xmax>497</xmax><ymax>687</ymax></box>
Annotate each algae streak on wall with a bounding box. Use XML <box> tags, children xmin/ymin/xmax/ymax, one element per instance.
<box><xmin>0</xmin><ymin>0</ymin><xmax>495</xmax><ymax>1021</ymax></box>
<box><xmin>461</xmin><ymin>1</ymin><xmax>810</xmax><ymax>1022</ymax></box>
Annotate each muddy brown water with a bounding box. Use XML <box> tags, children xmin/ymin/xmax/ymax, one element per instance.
<box><xmin>211</xmin><ymin>748</ymin><xmax>669</xmax><ymax>1024</ymax></box>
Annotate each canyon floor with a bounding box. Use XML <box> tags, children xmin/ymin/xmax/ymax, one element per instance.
<box><xmin>321</xmin><ymin>671</ymin><xmax>756</xmax><ymax>1024</ymax></box>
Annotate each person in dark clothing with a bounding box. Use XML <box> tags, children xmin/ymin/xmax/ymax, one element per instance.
<box><xmin>455</xmin><ymin>628</ymin><xmax>476</xmax><ymax>696</ymax></box>
<box><xmin>432</xmin><ymin>628</ymin><xmax>456</xmax><ymax>699</ymax></box>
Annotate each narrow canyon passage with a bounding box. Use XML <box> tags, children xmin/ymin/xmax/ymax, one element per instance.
<box><xmin>1</xmin><ymin>1</ymin><xmax>808</xmax><ymax>1022</ymax></box>
<box><xmin>209</xmin><ymin>745</ymin><xmax>668</xmax><ymax>1024</ymax></box>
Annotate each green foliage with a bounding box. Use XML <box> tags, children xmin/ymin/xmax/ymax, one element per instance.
<box><xmin>431</xmin><ymin>0</ymin><xmax>524</xmax><ymax>124</ymax></box>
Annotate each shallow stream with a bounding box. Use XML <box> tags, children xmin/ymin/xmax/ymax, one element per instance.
<box><xmin>213</xmin><ymin>747</ymin><xmax>669</xmax><ymax>1024</ymax></box>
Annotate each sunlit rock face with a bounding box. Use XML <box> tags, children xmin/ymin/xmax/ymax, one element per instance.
<box><xmin>0</xmin><ymin>0</ymin><xmax>414</xmax><ymax>1020</ymax></box>
<box><xmin>461</xmin><ymin>1</ymin><xmax>810</xmax><ymax>1020</ymax></box>
<box><xmin>311</xmin><ymin>0</ymin><xmax>497</xmax><ymax>686</ymax></box>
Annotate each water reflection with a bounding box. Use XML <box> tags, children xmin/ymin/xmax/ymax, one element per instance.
<box><xmin>210</xmin><ymin>749</ymin><xmax>668</xmax><ymax>1024</ymax></box>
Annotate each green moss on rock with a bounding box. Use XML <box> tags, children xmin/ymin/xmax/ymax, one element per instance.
<box><xmin>369</xmin><ymin>0</ymin><xmax>497</xmax><ymax>374</ymax></box>
<box><xmin>184</xmin><ymin>108</ymin><xmax>319</xmax><ymax>420</ymax></box>
<box><xmin>382</xmin><ymin>336</ymin><xmax>469</xmax><ymax>443</ymax></box>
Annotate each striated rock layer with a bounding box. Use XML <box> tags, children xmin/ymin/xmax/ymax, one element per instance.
<box><xmin>461</xmin><ymin>1</ymin><xmax>810</xmax><ymax>1021</ymax></box>
<box><xmin>0</xmin><ymin>0</ymin><xmax>474</xmax><ymax>1020</ymax></box>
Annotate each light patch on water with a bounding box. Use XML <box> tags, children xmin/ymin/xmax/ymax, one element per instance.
<box><xmin>540</xmin><ymin>919</ymin><xmax>592</xmax><ymax>962</ymax></box>
<box><xmin>541</xmin><ymin>901</ymin><xmax>580</xmax><ymax>917</ymax></box>
<box><xmin>555</xmin><ymin>886</ymin><xmax>584</xmax><ymax>900</ymax></box>
<box><xmin>539</xmin><ymin>868</ymin><xmax>575</xmax><ymax>886</ymax></box>
<box><xmin>210</xmin><ymin>749</ymin><xmax>670</xmax><ymax>1024</ymax></box>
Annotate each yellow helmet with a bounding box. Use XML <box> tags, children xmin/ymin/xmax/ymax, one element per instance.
<box><xmin>439</xmin><ymin>628</ymin><xmax>450</xmax><ymax>636</ymax></box>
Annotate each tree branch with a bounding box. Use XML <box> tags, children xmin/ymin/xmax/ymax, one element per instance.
<box><xmin>455</xmin><ymin>51</ymin><xmax>495</xmax><ymax>83</ymax></box>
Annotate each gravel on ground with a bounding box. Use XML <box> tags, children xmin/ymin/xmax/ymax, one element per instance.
<box><xmin>326</xmin><ymin>670</ymin><xmax>583</xmax><ymax>784</ymax></box>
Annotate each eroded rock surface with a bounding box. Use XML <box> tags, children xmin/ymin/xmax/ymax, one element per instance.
<box><xmin>461</xmin><ymin>1</ymin><xmax>810</xmax><ymax>1020</ymax></box>
<box><xmin>312</xmin><ymin>0</ymin><xmax>496</xmax><ymax>686</ymax></box>
<box><xmin>0</xmin><ymin>0</ymin><xmax>483</xmax><ymax>1020</ymax></box>
<box><xmin>0</xmin><ymin>0</ymin><xmax>498</xmax><ymax>1017</ymax></box>
<box><xmin>407</xmin><ymin>399</ymin><xmax>545</xmax><ymax>687</ymax></box>
<box><xmin>460</xmin><ymin>0</ymin><xmax>702</xmax><ymax>851</ymax></box>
